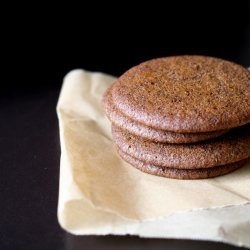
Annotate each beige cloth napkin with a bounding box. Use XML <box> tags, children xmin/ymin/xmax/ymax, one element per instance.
<box><xmin>57</xmin><ymin>69</ymin><xmax>250</xmax><ymax>248</ymax></box>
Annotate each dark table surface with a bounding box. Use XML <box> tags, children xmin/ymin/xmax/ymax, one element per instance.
<box><xmin>1</xmin><ymin>2</ymin><xmax>250</xmax><ymax>249</ymax></box>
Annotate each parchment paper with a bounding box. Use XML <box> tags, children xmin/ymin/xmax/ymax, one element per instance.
<box><xmin>57</xmin><ymin>69</ymin><xmax>250</xmax><ymax>247</ymax></box>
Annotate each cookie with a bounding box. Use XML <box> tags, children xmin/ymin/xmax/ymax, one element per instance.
<box><xmin>112</xmin><ymin>124</ymin><xmax>250</xmax><ymax>169</ymax></box>
<box><xmin>111</xmin><ymin>56</ymin><xmax>250</xmax><ymax>132</ymax></box>
<box><xmin>117</xmin><ymin>148</ymin><xmax>249</xmax><ymax>179</ymax></box>
<box><xmin>103</xmin><ymin>86</ymin><xmax>228</xmax><ymax>143</ymax></box>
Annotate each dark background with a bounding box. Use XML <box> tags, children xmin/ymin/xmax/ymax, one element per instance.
<box><xmin>1</xmin><ymin>2</ymin><xmax>249</xmax><ymax>250</ymax></box>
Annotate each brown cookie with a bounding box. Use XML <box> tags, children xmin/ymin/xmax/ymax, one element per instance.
<box><xmin>117</xmin><ymin>148</ymin><xmax>249</xmax><ymax>180</ymax></box>
<box><xmin>112</xmin><ymin>124</ymin><xmax>250</xmax><ymax>169</ymax></box>
<box><xmin>103</xmin><ymin>86</ymin><xmax>228</xmax><ymax>143</ymax></box>
<box><xmin>111</xmin><ymin>56</ymin><xmax>250</xmax><ymax>132</ymax></box>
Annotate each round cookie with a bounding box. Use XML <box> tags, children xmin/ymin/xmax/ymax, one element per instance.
<box><xmin>112</xmin><ymin>124</ymin><xmax>250</xmax><ymax>169</ymax></box>
<box><xmin>103</xmin><ymin>86</ymin><xmax>229</xmax><ymax>143</ymax></box>
<box><xmin>117</xmin><ymin>148</ymin><xmax>249</xmax><ymax>180</ymax></box>
<box><xmin>111</xmin><ymin>56</ymin><xmax>250</xmax><ymax>132</ymax></box>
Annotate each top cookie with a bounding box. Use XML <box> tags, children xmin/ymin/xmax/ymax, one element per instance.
<box><xmin>112</xmin><ymin>56</ymin><xmax>250</xmax><ymax>132</ymax></box>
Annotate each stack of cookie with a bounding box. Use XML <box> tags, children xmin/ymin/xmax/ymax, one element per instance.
<box><xmin>102</xmin><ymin>56</ymin><xmax>250</xmax><ymax>179</ymax></box>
